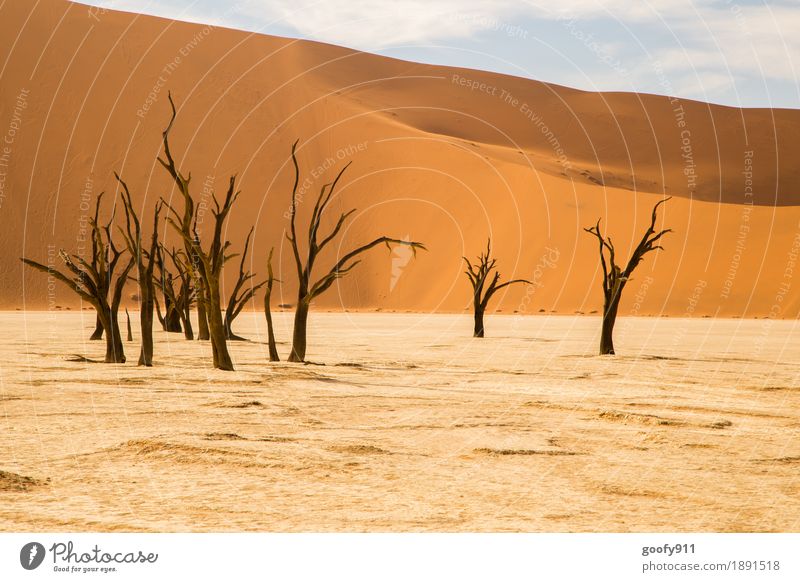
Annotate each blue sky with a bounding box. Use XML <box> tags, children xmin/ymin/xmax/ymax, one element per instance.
<box><xmin>80</xmin><ymin>0</ymin><xmax>800</xmax><ymax>109</ymax></box>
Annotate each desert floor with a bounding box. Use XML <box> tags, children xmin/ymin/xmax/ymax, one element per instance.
<box><xmin>1</xmin><ymin>311</ymin><xmax>799</xmax><ymax>532</ymax></box>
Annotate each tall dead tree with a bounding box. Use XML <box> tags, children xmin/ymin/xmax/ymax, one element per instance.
<box><xmin>117</xmin><ymin>172</ymin><xmax>162</xmax><ymax>366</ymax></box>
<box><xmin>264</xmin><ymin>247</ymin><xmax>280</xmax><ymax>362</ymax></box>
<box><xmin>164</xmin><ymin>177</ymin><xmax>239</xmax><ymax>369</ymax></box>
<box><xmin>191</xmin><ymin>232</ymin><xmax>210</xmax><ymax>340</ymax></box>
<box><xmin>584</xmin><ymin>197</ymin><xmax>671</xmax><ymax>355</ymax></box>
<box><xmin>22</xmin><ymin>195</ymin><xmax>133</xmax><ymax>362</ymax></box>
<box><xmin>159</xmin><ymin>92</ymin><xmax>239</xmax><ymax>370</ymax></box>
<box><xmin>223</xmin><ymin>227</ymin><xmax>266</xmax><ymax>341</ymax></box>
<box><xmin>196</xmin><ymin>278</ymin><xmax>210</xmax><ymax>341</ymax></box>
<box><xmin>286</xmin><ymin>140</ymin><xmax>425</xmax><ymax>362</ymax></box>
<box><xmin>88</xmin><ymin>195</ymin><xmax>104</xmax><ymax>341</ymax></box>
<box><xmin>464</xmin><ymin>239</ymin><xmax>530</xmax><ymax>338</ymax></box>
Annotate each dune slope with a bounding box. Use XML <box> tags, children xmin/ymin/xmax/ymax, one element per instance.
<box><xmin>1</xmin><ymin>0</ymin><xmax>800</xmax><ymax>317</ymax></box>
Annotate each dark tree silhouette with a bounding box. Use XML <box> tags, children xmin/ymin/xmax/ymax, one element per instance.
<box><xmin>126</xmin><ymin>308</ymin><xmax>133</xmax><ymax>342</ymax></box>
<box><xmin>22</xmin><ymin>194</ymin><xmax>133</xmax><ymax>362</ymax></box>
<box><xmin>263</xmin><ymin>247</ymin><xmax>280</xmax><ymax>362</ymax></box>
<box><xmin>166</xmin><ymin>247</ymin><xmax>195</xmax><ymax>340</ymax></box>
<box><xmin>195</xmin><ymin>278</ymin><xmax>211</xmax><ymax>341</ymax></box>
<box><xmin>158</xmin><ymin>92</ymin><xmax>240</xmax><ymax>370</ymax></box>
<box><xmin>153</xmin><ymin>254</ymin><xmax>183</xmax><ymax>334</ymax></box>
<box><xmin>154</xmin><ymin>245</ymin><xmax>195</xmax><ymax>340</ymax></box>
<box><xmin>463</xmin><ymin>239</ymin><xmax>530</xmax><ymax>338</ymax></box>
<box><xmin>223</xmin><ymin>227</ymin><xmax>266</xmax><ymax>341</ymax></box>
<box><xmin>286</xmin><ymin>140</ymin><xmax>425</xmax><ymax>362</ymax></box>
<box><xmin>87</xmin><ymin>195</ymin><xmax>104</xmax><ymax>341</ymax></box>
<box><xmin>117</xmin><ymin>172</ymin><xmax>162</xmax><ymax>366</ymax></box>
<box><xmin>90</xmin><ymin>315</ymin><xmax>104</xmax><ymax>341</ymax></box>
<box><xmin>584</xmin><ymin>197</ymin><xmax>671</xmax><ymax>355</ymax></box>
<box><xmin>164</xmin><ymin>177</ymin><xmax>239</xmax><ymax>369</ymax></box>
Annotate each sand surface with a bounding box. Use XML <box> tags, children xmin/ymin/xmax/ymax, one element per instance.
<box><xmin>2</xmin><ymin>311</ymin><xmax>799</xmax><ymax>532</ymax></box>
<box><xmin>2</xmin><ymin>0</ymin><xmax>800</xmax><ymax>318</ymax></box>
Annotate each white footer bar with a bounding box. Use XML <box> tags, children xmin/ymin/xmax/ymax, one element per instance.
<box><xmin>1</xmin><ymin>533</ymin><xmax>796</xmax><ymax>581</ymax></box>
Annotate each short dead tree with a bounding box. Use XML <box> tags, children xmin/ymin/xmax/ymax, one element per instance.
<box><xmin>22</xmin><ymin>194</ymin><xmax>133</xmax><ymax>363</ymax></box>
<box><xmin>223</xmin><ymin>227</ymin><xmax>266</xmax><ymax>341</ymax></box>
<box><xmin>263</xmin><ymin>247</ymin><xmax>280</xmax><ymax>362</ymax></box>
<box><xmin>463</xmin><ymin>239</ymin><xmax>530</xmax><ymax>338</ymax></box>
<box><xmin>286</xmin><ymin>140</ymin><xmax>425</xmax><ymax>362</ymax></box>
<box><xmin>125</xmin><ymin>308</ymin><xmax>133</xmax><ymax>342</ymax></box>
<box><xmin>153</xmin><ymin>255</ymin><xmax>184</xmax><ymax>334</ymax></box>
<box><xmin>154</xmin><ymin>245</ymin><xmax>195</xmax><ymax>340</ymax></box>
<box><xmin>584</xmin><ymin>197</ymin><xmax>671</xmax><ymax>355</ymax></box>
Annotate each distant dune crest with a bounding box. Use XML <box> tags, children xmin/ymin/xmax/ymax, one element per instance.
<box><xmin>2</xmin><ymin>0</ymin><xmax>800</xmax><ymax>318</ymax></box>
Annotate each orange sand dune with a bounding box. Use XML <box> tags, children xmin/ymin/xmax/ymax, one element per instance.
<box><xmin>2</xmin><ymin>0</ymin><xmax>800</xmax><ymax>317</ymax></box>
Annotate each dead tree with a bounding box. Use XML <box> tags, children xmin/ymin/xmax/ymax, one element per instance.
<box><xmin>117</xmin><ymin>172</ymin><xmax>162</xmax><ymax>366</ymax></box>
<box><xmin>264</xmin><ymin>247</ymin><xmax>280</xmax><ymax>362</ymax></box>
<box><xmin>164</xmin><ymin>177</ymin><xmax>239</xmax><ymax>369</ymax></box>
<box><xmin>286</xmin><ymin>140</ymin><xmax>425</xmax><ymax>362</ymax></box>
<box><xmin>154</xmin><ymin>269</ymin><xmax>183</xmax><ymax>333</ymax></box>
<box><xmin>464</xmin><ymin>239</ymin><xmax>530</xmax><ymax>338</ymax></box>
<box><xmin>22</xmin><ymin>195</ymin><xmax>133</xmax><ymax>362</ymax></box>
<box><xmin>223</xmin><ymin>227</ymin><xmax>266</xmax><ymax>341</ymax></box>
<box><xmin>159</xmin><ymin>93</ymin><xmax>238</xmax><ymax>370</ymax></box>
<box><xmin>191</xmin><ymin>227</ymin><xmax>210</xmax><ymax>340</ymax></box>
<box><xmin>164</xmin><ymin>246</ymin><xmax>195</xmax><ymax>340</ymax></box>
<box><xmin>154</xmin><ymin>245</ymin><xmax>195</xmax><ymax>340</ymax></box>
<box><xmin>195</xmin><ymin>277</ymin><xmax>211</xmax><ymax>341</ymax></box>
<box><xmin>88</xmin><ymin>195</ymin><xmax>104</xmax><ymax>341</ymax></box>
<box><xmin>152</xmin><ymin>241</ymin><xmax>183</xmax><ymax>334</ymax></box>
<box><xmin>90</xmin><ymin>314</ymin><xmax>104</xmax><ymax>340</ymax></box>
<box><xmin>126</xmin><ymin>309</ymin><xmax>133</xmax><ymax>341</ymax></box>
<box><xmin>584</xmin><ymin>197</ymin><xmax>671</xmax><ymax>355</ymax></box>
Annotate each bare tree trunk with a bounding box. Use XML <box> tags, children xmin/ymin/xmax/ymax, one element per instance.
<box><xmin>167</xmin><ymin>310</ymin><xmax>182</xmax><ymax>332</ymax></box>
<box><xmin>205</xmin><ymin>282</ymin><xmax>234</xmax><ymax>370</ymax></box>
<box><xmin>101</xmin><ymin>310</ymin><xmax>126</xmax><ymax>363</ymax></box>
<box><xmin>197</xmin><ymin>282</ymin><xmax>210</xmax><ymax>340</ymax></box>
<box><xmin>288</xmin><ymin>299</ymin><xmax>309</xmax><ymax>363</ymax></box>
<box><xmin>600</xmin><ymin>294</ymin><xmax>621</xmax><ymax>355</ymax></box>
<box><xmin>126</xmin><ymin>308</ymin><xmax>133</xmax><ymax>341</ymax></box>
<box><xmin>154</xmin><ymin>296</ymin><xmax>167</xmax><ymax>331</ymax></box>
<box><xmin>164</xmin><ymin>296</ymin><xmax>182</xmax><ymax>332</ymax></box>
<box><xmin>473</xmin><ymin>304</ymin><xmax>485</xmax><ymax>338</ymax></box>
<box><xmin>223</xmin><ymin>317</ymin><xmax>247</xmax><ymax>341</ymax></box>
<box><xmin>139</xmin><ymin>291</ymin><xmax>155</xmax><ymax>366</ymax></box>
<box><xmin>222</xmin><ymin>227</ymin><xmax>263</xmax><ymax>343</ymax></box>
<box><xmin>182</xmin><ymin>305</ymin><xmax>194</xmax><ymax>340</ymax></box>
<box><xmin>264</xmin><ymin>275</ymin><xmax>279</xmax><ymax>362</ymax></box>
<box><xmin>265</xmin><ymin>311</ymin><xmax>279</xmax><ymax>361</ymax></box>
<box><xmin>209</xmin><ymin>323</ymin><xmax>233</xmax><ymax>369</ymax></box>
<box><xmin>90</xmin><ymin>315</ymin><xmax>103</xmax><ymax>340</ymax></box>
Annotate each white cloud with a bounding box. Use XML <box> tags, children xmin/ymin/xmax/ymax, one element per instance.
<box><xmin>231</xmin><ymin>0</ymin><xmax>523</xmax><ymax>49</ymax></box>
<box><xmin>79</xmin><ymin>0</ymin><xmax>800</xmax><ymax>106</ymax></box>
<box><xmin>229</xmin><ymin>0</ymin><xmax>798</xmax><ymax>84</ymax></box>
